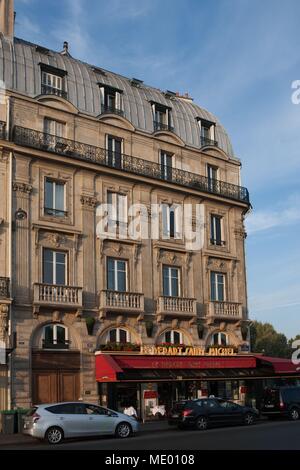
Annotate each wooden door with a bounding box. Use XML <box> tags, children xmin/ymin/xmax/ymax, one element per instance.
<box><xmin>33</xmin><ymin>371</ymin><xmax>58</xmax><ymax>404</ymax></box>
<box><xmin>33</xmin><ymin>371</ymin><xmax>80</xmax><ymax>404</ymax></box>
<box><xmin>59</xmin><ymin>371</ymin><xmax>80</xmax><ymax>402</ymax></box>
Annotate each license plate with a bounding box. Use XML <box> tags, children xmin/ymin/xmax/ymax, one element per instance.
<box><xmin>172</xmin><ymin>414</ymin><xmax>179</xmax><ymax>418</ymax></box>
<box><xmin>265</xmin><ymin>404</ymin><xmax>274</xmax><ymax>408</ymax></box>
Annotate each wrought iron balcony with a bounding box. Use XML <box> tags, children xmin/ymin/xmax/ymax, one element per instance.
<box><xmin>13</xmin><ymin>126</ymin><xmax>250</xmax><ymax>204</ymax></box>
<box><xmin>210</xmin><ymin>238</ymin><xmax>226</xmax><ymax>246</ymax></box>
<box><xmin>33</xmin><ymin>283</ymin><xmax>83</xmax><ymax>308</ymax></box>
<box><xmin>153</xmin><ymin>120</ymin><xmax>175</xmax><ymax>133</ymax></box>
<box><xmin>201</xmin><ymin>136</ymin><xmax>218</xmax><ymax>147</ymax></box>
<box><xmin>101</xmin><ymin>104</ymin><xmax>124</xmax><ymax>117</ymax></box>
<box><xmin>0</xmin><ymin>277</ymin><xmax>10</xmax><ymax>298</ymax></box>
<box><xmin>208</xmin><ymin>301</ymin><xmax>243</xmax><ymax>320</ymax></box>
<box><xmin>41</xmin><ymin>84</ymin><xmax>68</xmax><ymax>100</ymax></box>
<box><xmin>157</xmin><ymin>296</ymin><xmax>197</xmax><ymax>318</ymax></box>
<box><xmin>100</xmin><ymin>290</ymin><xmax>144</xmax><ymax>313</ymax></box>
<box><xmin>0</xmin><ymin>121</ymin><xmax>6</xmax><ymax>140</ymax></box>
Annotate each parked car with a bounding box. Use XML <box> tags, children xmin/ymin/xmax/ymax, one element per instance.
<box><xmin>261</xmin><ymin>386</ymin><xmax>300</xmax><ymax>420</ymax></box>
<box><xmin>23</xmin><ymin>402</ymin><xmax>139</xmax><ymax>444</ymax></box>
<box><xmin>168</xmin><ymin>398</ymin><xmax>259</xmax><ymax>430</ymax></box>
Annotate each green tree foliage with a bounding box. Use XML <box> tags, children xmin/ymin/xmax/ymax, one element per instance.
<box><xmin>250</xmin><ymin>321</ymin><xmax>292</xmax><ymax>358</ymax></box>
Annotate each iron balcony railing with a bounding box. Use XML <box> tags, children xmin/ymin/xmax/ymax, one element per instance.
<box><xmin>101</xmin><ymin>104</ymin><xmax>125</xmax><ymax>117</ymax></box>
<box><xmin>13</xmin><ymin>126</ymin><xmax>250</xmax><ymax>204</ymax></box>
<box><xmin>200</xmin><ymin>136</ymin><xmax>218</xmax><ymax>147</ymax></box>
<box><xmin>0</xmin><ymin>277</ymin><xmax>10</xmax><ymax>298</ymax></box>
<box><xmin>0</xmin><ymin>121</ymin><xmax>6</xmax><ymax>140</ymax></box>
<box><xmin>41</xmin><ymin>84</ymin><xmax>68</xmax><ymax>100</ymax></box>
<box><xmin>153</xmin><ymin>120</ymin><xmax>175</xmax><ymax>133</ymax></box>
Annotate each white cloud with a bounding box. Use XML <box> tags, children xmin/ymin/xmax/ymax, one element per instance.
<box><xmin>246</xmin><ymin>194</ymin><xmax>300</xmax><ymax>234</ymax></box>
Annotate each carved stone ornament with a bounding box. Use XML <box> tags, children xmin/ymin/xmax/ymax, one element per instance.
<box><xmin>46</xmin><ymin>233</ymin><xmax>67</xmax><ymax>248</ymax></box>
<box><xmin>80</xmin><ymin>195</ymin><xmax>98</xmax><ymax>208</ymax></box>
<box><xmin>12</xmin><ymin>182</ymin><xmax>33</xmax><ymax>194</ymax></box>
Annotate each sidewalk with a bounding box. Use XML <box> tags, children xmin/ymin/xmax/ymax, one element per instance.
<box><xmin>0</xmin><ymin>420</ymin><xmax>170</xmax><ymax>447</ymax></box>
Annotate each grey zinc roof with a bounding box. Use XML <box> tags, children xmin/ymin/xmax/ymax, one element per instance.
<box><xmin>0</xmin><ymin>35</ymin><xmax>235</xmax><ymax>158</ymax></box>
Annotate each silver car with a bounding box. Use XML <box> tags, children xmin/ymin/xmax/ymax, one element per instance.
<box><xmin>23</xmin><ymin>402</ymin><xmax>139</xmax><ymax>444</ymax></box>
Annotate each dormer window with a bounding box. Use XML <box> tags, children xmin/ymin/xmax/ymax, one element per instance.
<box><xmin>99</xmin><ymin>84</ymin><xmax>124</xmax><ymax>116</ymax></box>
<box><xmin>197</xmin><ymin>118</ymin><xmax>218</xmax><ymax>147</ymax></box>
<box><xmin>151</xmin><ymin>102</ymin><xmax>174</xmax><ymax>132</ymax></box>
<box><xmin>40</xmin><ymin>64</ymin><xmax>67</xmax><ymax>99</ymax></box>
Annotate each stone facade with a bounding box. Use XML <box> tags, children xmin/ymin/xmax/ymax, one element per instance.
<box><xmin>0</xmin><ymin>0</ymin><xmax>250</xmax><ymax>409</ymax></box>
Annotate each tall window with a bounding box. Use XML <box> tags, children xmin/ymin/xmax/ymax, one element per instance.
<box><xmin>100</xmin><ymin>85</ymin><xmax>123</xmax><ymax>115</ymax></box>
<box><xmin>163</xmin><ymin>266</ymin><xmax>180</xmax><ymax>297</ymax></box>
<box><xmin>198</xmin><ymin>119</ymin><xmax>216</xmax><ymax>146</ymax></box>
<box><xmin>160</xmin><ymin>151</ymin><xmax>172</xmax><ymax>180</ymax></box>
<box><xmin>164</xmin><ymin>330</ymin><xmax>183</xmax><ymax>344</ymax></box>
<box><xmin>210</xmin><ymin>214</ymin><xmax>223</xmax><ymax>246</ymax></box>
<box><xmin>108</xmin><ymin>328</ymin><xmax>130</xmax><ymax>344</ymax></box>
<box><xmin>212</xmin><ymin>332</ymin><xmax>228</xmax><ymax>346</ymax></box>
<box><xmin>207</xmin><ymin>165</ymin><xmax>219</xmax><ymax>192</ymax></box>
<box><xmin>107</xmin><ymin>135</ymin><xmax>122</xmax><ymax>169</ymax></box>
<box><xmin>107</xmin><ymin>258</ymin><xmax>127</xmax><ymax>292</ymax></box>
<box><xmin>43</xmin><ymin>324</ymin><xmax>69</xmax><ymax>348</ymax></box>
<box><xmin>152</xmin><ymin>102</ymin><xmax>173</xmax><ymax>132</ymax></box>
<box><xmin>162</xmin><ymin>204</ymin><xmax>181</xmax><ymax>239</ymax></box>
<box><xmin>44</xmin><ymin>118</ymin><xmax>65</xmax><ymax>137</ymax></box>
<box><xmin>210</xmin><ymin>272</ymin><xmax>226</xmax><ymax>302</ymax></box>
<box><xmin>107</xmin><ymin>192</ymin><xmax>127</xmax><ymax>228</ymax></box>
<box><xmin>44</xmin><ymin>179</ymin><xmax>66</xmax><ymax>217</ymax></box>
<box><xmin>41</xmin><ymin>71</ymin><xmax>66</xmax><ymax>98</ymax></box>
<box><xmin>43</xmin><ymin>249</ymin><xmax>67</xmax><ymax>285</ymax></box>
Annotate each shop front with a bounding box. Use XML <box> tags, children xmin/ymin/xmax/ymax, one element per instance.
<box><xmin>95</xmin><ymin>347</ymin><xmax>300</xmax><ymax>421</ymax></box>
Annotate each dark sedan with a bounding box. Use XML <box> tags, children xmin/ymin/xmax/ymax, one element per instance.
<box><xmin>168</xmin><ymin>398</ymin><xmax>259</xmax><ymax>430</ymax></box>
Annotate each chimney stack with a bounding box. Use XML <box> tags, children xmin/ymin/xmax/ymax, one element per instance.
<box><xmin>0</xmin><ymin>0</ymin><xmax>14</xmax><ymax>40</ymax></box>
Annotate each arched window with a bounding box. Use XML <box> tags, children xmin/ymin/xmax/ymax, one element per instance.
<box><xmin>107</xmin><ymin>328</ymin><xmax>130</xmax><ymax>344</ymax></box>
<box><xmin>43</xmin><ymin>324</ymin><xmax>69</xmax><ymax>349</ymax></box>
<box><xmin>163</xmin><ymin>330</ymin><xmax>183</xmax><ymax>345</ymax></box>
<box><xmin>212</xmin><ymin>332</ymin><xmax>228</xmax><ymax>346</ymax></box>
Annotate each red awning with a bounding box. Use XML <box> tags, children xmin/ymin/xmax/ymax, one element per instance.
<box><xmin>95</xmin><ymin>354</ymin><xmax>124</xmax><ymax>382</ymax></box>
<box><xmin>95</xmin><ymin>353</ymin><xmax>257</xmax><ymax>382</ymax></box>
<box><xmin>109</xmin><ymin>354</ymin><xmax>257</xmax><ymax>370</ymax></box>
<box><xmin>255</xmin><ymin>355</ymin><xmax>300</xmax><ymax>374</ymax></box>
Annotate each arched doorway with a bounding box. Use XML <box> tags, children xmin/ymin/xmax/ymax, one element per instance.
<box><xmin>32</xmin><ymin>323</ymin><xmax>80</xmax><ymax>404</ymax></box>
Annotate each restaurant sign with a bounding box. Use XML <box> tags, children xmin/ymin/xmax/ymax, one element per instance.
<box><xmin>140</xmin><ymin>346</ymin><xmax>237</xmax><ymax>356</ymax></box>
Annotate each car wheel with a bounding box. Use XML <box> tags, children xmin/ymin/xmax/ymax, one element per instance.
<box><xmin>195</xmin><ymin>416</ymin><xmax>208</xmax><ymax>431</ymax></box>
<box><xmin>244</xmin><ymin>413</ymin><xmax>255</xmax><ymax>425</ymax></box>
<box><xmin>115</xmin><ymin>422</ymin><xmax>132</xmax><ymax>438</ymax></box>
<box><xmin>289</xmin><ymin>408</ymin><xmax>300</xmax><ymax>421</ymax></box>
<box><xmin>45</xmin><ymin>426</ymin><xmax>64</xmax><ymax>445</ymax></box>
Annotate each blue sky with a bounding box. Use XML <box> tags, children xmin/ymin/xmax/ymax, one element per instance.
<box><xmin>14</xmin><ymin>0</ymin><xmax>300</xmax><ymax>338</ymax></box>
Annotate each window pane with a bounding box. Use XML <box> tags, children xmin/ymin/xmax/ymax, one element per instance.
<box><xmin>43</xmin><ymin>249</ymin><xmax>53</xmax><ymax>284</ymax></box>
<box><xmin>109</xmin><ymin>329</ymin><xmax>117</xmax><ymax>342</ymax></box>
<box><xmin>217</xmin><ymin>274</ymin><xmax>225</xmax><ymax>301</ymax></box>
<box><xmin>220</xmin><ymin>333</ymin><xmax>227</xmax><ymax>346</ymax></box>
<box><xmin>55</xmin><ymin>183</ymin><xmax>65</xmax><ymax>212</ymax></box>
<box><xmin>212</xmin><ymin>332</ymin><xmax>218</xmax><ymax>344</ymax></box>
<box><xmin>163</xmin><ymin>266</ymin><xmax>170</xmax><ymax>296</ymax></box>
<box><xmin>45</xmin><ymin>180</ymin><xmax>53</xmax><ymax>208</ymax></box>
<box><xmin>170</xmin><ymin>210</ymin><xmax>175</xmax><ymax>238</ymax></box>
<box><xmin>119</xmin><ymin>329</ymin><xmax>127</xmax><ymax>344</ymax></box>
<box><xmin>44</xmin><ymin>325</ymin><xmax>53</xmax><ymax>343</ymax></box>
<box><xmin>107</xmin><ymin>258</ymin><xmax>115</xmax><ymax>290</ymax></box>
<box><xmin>56</xmin><ymin>263</ymin><xmax>66</xmax><ymax>285</ymax></box>
<box><xmin>215</xmin><ymin>217</ymin><xmax>221</xmax><ymax>243</ymax></box>
<box><xmin>173</xmin><ymin>331</ymin><xmax>180</xmax><ymax>344</ymax></box>
<box><xmin>171</xmin><ymin>275</ymin><xmax>179</xmax><ymax>297</ymax></box>
<box><xmin>210</xmin><ymin>272</ymin><xmax>216</xmax><ymax>301</ymax></box>
<box><xmin>117</xmin><ymin>268</ymin><xmax>126</xmax><ymax>292</ymax></box>
<box><xmin>56</xmin><ymin>326</ymin><xmax>66</xmax><ymax>344</ymax></box>
<box><xmin>165</xmin><ymin>331</ymin><xmax>171</xmax><ymax>343</ymax></box>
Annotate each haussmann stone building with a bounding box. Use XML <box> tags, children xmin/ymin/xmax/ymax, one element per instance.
<box><xmin>2</xmin><ymin>0</ymin><xmax>296</xmax><ymax>421</ymax></box>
